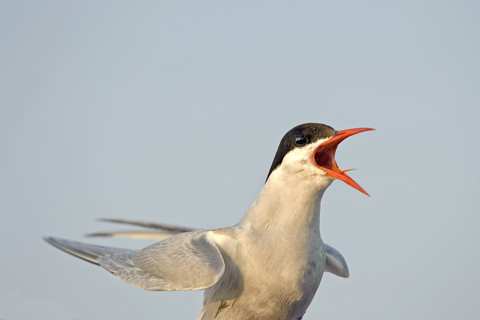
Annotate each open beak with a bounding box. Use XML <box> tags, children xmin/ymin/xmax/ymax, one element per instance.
<box><xmin>311</xmin><ymin>128</ymin><xmax>374</xmax><ymax>196</ymax></box>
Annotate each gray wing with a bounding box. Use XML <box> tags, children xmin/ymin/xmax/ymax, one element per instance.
<box><xmin>86</xmin><ymin>218</ymin><xmax>199</xmax><ymax>240</ymax></box>
<box><xmin>87</xmin><ymin>219</ymin><xmax>349</xmax><ymax>279</ymax></box>
<box><xmin>86</xmin><ymin>230</ymin><xmax>175</xmax><ymax>240</ymax></box>
<box><xmin>44</xmin><ymin>231</ymin><xmax>225</xmax><ymax>291</ymax></box>
<box><xmin>97</xmin><ymin>218</ymin><xmax>197</xmax><ymax>232</ymax></box>
<box><xmin>324</xmin><ymin>243</ymin><xmax>349</xmax><ymax>278</ymax></box>
<box><xmin>88</xmin><ymin>220</ymin><xmax>350</xmax><ymax>278</ymax></box>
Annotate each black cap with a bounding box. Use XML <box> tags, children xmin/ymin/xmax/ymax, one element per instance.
<box><xmin>266</xmin><ymin>123</ymin><xmax>336</xmax><ymax>181</ymax></box>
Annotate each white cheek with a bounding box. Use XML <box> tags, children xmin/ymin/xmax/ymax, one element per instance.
<box><xmin>280</xmin><ymin>139</ymin><xmax>330</xmax><ymax>176</ymax></box>
<box><xmin>281</xmin><ymin>149</ymin><xmax>311</xmax><ymax>174</ymax></box>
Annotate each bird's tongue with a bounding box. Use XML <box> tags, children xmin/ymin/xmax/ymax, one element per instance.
<box><xmin>312</xmin><ymin>128</ymin><xmax>374</xmax><ymax>196</ymax></box>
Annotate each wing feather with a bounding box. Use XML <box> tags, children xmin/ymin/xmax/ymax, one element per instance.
<box><xmin>44</xmin><ymin>231</ymin><xmax>225</xmax><ymax>291</ymax></box>
<box><xmin>324</xmin><ymin>243</ymin><xmax>349</xmax><ymax>278</ymax></box>
<box><xmin>86</xmin><ymin>230</ymin><xmax>173</xmax><ymax>240</ymax></box>
<box><xmin>97</xmin><ymin>218</ymin><xmax>197</xmax><ymax>233</ymax></box>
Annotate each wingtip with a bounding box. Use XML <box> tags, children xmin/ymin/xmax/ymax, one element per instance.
<box><xmin>97</xmin><ymin>218</ymin><xmax>130</xmax><ymax>224</ymax></box>
<box><xmin>43</xmin><ymin>236</ymin><xmax>71</xmax><ymax>251</ymax></box>
<box><xmin>85</xmin><ymin>232</ymin><xmax>110</xmax><ymax>238</ymax></box>
<box><xmin>43</xmin><ymin>236</ymin><xmax>60</xmax><ymax>246</ymax></box>
<box><xmin>42</xmin><ymin>236</ymin><xmax>102</xmax><ymax>265</ymax></box>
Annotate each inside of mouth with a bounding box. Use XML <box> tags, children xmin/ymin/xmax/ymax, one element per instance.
<box><xmin>313</xmin><ymin>145</ymin><xmax>337</xmax><ymax>171</ymax></box>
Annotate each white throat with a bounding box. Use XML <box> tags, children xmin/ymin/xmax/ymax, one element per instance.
<box><xmin>240</xmin><ymin>138</ymin><xmax>333</xmax><ymax>233</ymax></box>
<box><xmin>239</xmin><ymin>166</ymin><xmax>332</xmax><ymax>234</ymax></box>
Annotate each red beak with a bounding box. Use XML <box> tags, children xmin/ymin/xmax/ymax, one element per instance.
<box><xmin>311</xmin><ymin>128</ymin><xmax>374</xmax><ymax>196</ymax></box>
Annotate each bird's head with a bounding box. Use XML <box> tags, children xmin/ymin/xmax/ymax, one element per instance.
<box><xmin>266</xmin><ymin>123</ymin><xmax>374</xmax><ymax>196</ymax></box>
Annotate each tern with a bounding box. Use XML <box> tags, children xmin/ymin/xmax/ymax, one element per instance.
<box><xmin>45</xmin><ymin>123</ymin><xmax>373</xmax><ymax>320</ymax></box>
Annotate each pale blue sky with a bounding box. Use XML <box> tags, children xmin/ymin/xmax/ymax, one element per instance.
<box><xmin>1</xmin><ymin>1</ymin><xmax>479</xmax><ymax>319</ymax></box>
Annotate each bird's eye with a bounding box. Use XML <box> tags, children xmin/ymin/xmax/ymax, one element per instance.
<box><xmin>295</xmin><ymin>135</ymin><xmax>307</xmax><ymax>147</ymax></box>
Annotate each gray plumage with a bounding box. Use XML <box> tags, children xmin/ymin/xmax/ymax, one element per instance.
<box><xmin>45</xmin><ymin>231</ymin><xmax>225</xmax><ymax>291</ymax></box>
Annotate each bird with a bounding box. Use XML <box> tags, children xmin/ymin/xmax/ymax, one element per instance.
<box><xmin>44</xmin><ymin>123</ymin><xmax>373</xmax><ymax>320</ymax></box>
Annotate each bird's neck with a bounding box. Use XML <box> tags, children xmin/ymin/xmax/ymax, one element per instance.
<box><xmin>239</xmin><ymin>172</ymin><xmax>328</xmax><ymax>234</ymax></box>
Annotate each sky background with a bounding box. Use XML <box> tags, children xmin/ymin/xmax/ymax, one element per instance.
<box><xmin>1</xmin><ymin>1</ymin><xmax>479</xmax><ymax>319</ymax></box>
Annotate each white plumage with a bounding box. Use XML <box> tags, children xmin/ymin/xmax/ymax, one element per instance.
<box><xmin>45</xmin><ymin>123</ymin><xmax>372</xmax><ymax>320</ymax></box>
